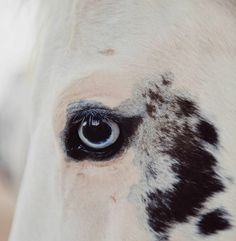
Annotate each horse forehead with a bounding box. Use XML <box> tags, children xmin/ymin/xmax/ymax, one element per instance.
<box><xmin>58</xmin><ymin>71</ymin><xmax>136</xmax><ymax>107</ymax></box>
<box><xmin>46</xmin><ymin>0</ymin><xmax>235</xmax><ymax>46</ymax></box>
<box><xmin>35</xmin><ymin>0</ymin><xmax>236</xmax><ymax>100</ymax></box>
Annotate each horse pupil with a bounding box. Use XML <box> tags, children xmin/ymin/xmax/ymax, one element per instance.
<box><xmin>82</xmin><ymin>121</ymin><xmax>112</xmax><ymax>144</ymax></box>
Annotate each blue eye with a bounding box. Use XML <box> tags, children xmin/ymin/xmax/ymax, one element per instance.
<box><xmin>78</xmin><ymin>117</ymin><xmax>120</xmax><ymax>149</ymax></box>
<box><xmin>63</xmin><ymin>106</ymin><xmax>142</xmax><ymax>161</ymax></box>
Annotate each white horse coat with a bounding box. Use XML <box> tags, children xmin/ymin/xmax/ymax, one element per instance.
<box><xmin>9</xmin><ymin>1</ymin><xmax>236</xmax><ymax>241</ymax></box>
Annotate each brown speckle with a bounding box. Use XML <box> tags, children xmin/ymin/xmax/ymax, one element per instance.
<box><xmin>148</xmin><ymin>88</ymin><xmax>164</xmax><ymax>103</ymax></box>
<box><xmin>99</xmin><ymin>48</ymin><xmax>115</xmax><ymax>56</ymax></box>
<box><xmin>161</xmin><ymin>75</ymin><xmax>172</xmax><ymax>86</ymax></box>
<box><xmin>110</xmin><ymin>195</ymin><xmax>117</xmax><ymax>203</ymax></box>
<box><xmin>146</xmin><ymin>103</ymin><xmax>156</xmax><ymax>119</ymax></box>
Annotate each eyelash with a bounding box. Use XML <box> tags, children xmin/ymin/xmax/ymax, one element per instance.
<box><xmin>63</xmin><ymin>107</ymin><xmax>142</xmax><ymax>162</ymax></box>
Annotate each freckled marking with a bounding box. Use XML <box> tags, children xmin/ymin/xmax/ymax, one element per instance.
<box><xmin>146</xmin><ymin>103</ymin><xmax>156</xmax><ymax>118</ymax></box>
<box><xmin>198</xmin><ymin>209</ymin><xmax>232</xmax><ymax>235</ymax></box>
<box><xmin>143</xmin><ymin>85</ymin><xmax>224</xmax><ymax>237</ymax></box>
<box><xmin>161</xmin><ymin>75</ymin><xmax>172</xmax><ymax>86</ymax></box>
<box><xmin>99</xmin><ymin>48</ymin><xmax>115</xmax><ymax>56</ymax></box>
<box><xmin>148</xmin><ymin>88</ymin><xmax>164</xmax><ymax>103</ymax></box>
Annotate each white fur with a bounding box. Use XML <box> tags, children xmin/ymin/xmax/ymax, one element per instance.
<box><xmin>9</xmin><ymin>1</ymin><xmax>236</xmax><ymax>241</ymax></box>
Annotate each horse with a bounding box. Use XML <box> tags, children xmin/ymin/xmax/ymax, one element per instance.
<box><xmin>9</xmin><ymin>1</ymin><xmax>236</xmax><ymax>240</ymax></box>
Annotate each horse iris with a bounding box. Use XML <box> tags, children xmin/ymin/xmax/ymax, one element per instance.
<box><xmin>78</xmin><ymin>117</ymin><xmax>120</xmax><ymax>149</ymax></box>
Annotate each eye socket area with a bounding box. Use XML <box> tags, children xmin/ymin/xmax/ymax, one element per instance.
<box><xmin>63</xmin><ymin>106</ymin><xmax>142</xmax><ymax>162</ymax></box>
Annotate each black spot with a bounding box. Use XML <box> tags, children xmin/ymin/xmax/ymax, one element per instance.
<box><xmin>176</xmin><ymin>97</ymin><xmax>197</xmax><ymax>117</ymax></box>
<box><xmin>146</xmin><ymin>121</ymin><xmax>224</xmax><ymax>237</ymax></box>
<box><xmin>197</xmin><ymin>120</ymin><xmax>218</xmax><ymax>146</ymax></box>
<box><xmin>198</xmin><ymin>209</ymin><xmax>231</xmax><ymax>235</ymax></box>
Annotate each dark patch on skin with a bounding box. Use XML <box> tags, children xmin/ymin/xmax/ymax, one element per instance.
<box><xmin>198</xmin><ymin>209</ymin><xmax>232</xmax><ymax>235</ymax></box>
<box><xmin>146</xmin><ymin>132</ymin><xmax>224</xmax><ymax>237</ymax></box>
<box><xmin>143</xmin><ymin>82</ymin><xmax>169</xmax><ymax>119</ymax></box>
<box><xmin>141</xmin><ymin>78</ymin><xmax>225</xmax><ymax>239</ymax></box>
<box><xmin>197</xmin><ymin>120</ymin><xmax>218</xmax><ymax>146</ymax></box>
<box><xmin>176</xmin><ymin>97</ymin><xmax>197</xmax><ymax>117</ymax></box>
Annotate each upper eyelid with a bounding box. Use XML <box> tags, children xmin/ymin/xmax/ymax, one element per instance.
<box><xmin>67</xmin><ymin>104</ymin><xmax>128</xmax><ymax>124</ymax></box>
<box><xmin>66</xmin><ymin>99</ymin><xmax>146</xmax><ymax>120</ymax></box>
<box><xmin>67</xmin><ymin>100</ymin><xmax>110</xmax><ymax>114</ymax></box>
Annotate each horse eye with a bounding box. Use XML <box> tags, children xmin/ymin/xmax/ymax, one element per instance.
<box><xmin>63</xmin><ymin>107</ymin><xmax>142</xmax><ymax>161</ymax></box>
<box><xmin>64</xmin><ymin>110</ymin><xmax>125</xmax><ymax>161</ymax></box>
<box><xmin>78</xmin><ymin>117</ymin><xmax>120</xmax><ymax>149</ymax></box>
